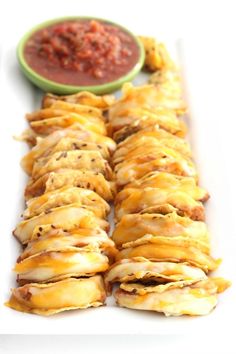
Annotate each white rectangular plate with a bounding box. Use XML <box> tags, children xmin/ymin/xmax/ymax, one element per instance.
<box><xmin>0</xmin><ymin>38</ymin><xmax>235</xmax><ymax>335</ymax></box>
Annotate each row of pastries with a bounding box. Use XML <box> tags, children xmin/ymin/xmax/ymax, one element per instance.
<box><xmin>104</xmin><ymin>37</ymin><xmax>230</xmax><ymax>316</ymax></box>
<box><xmin>6</xmin><ymin>36</ymin><xmax>230</xmax><ymax>317</ymax></box>
<box><xmin>7</xmin><ymin>92</ymin><xmax>118</xmax><ymax>315</ymax></box>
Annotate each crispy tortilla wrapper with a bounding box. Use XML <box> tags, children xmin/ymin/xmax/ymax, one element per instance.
<box><xmin>112</xmin><ymin>212</ymin><xmax>210</xmax><ymax>249</ymax></box>
<box><xmin>14</xmin><ymin>204</ymin><xmax>109</xmax><ymax>244</ymax></box>
<box><xmin>42</xmin><ymin>91</ymin><xmax>115</xmax><ymax>109</ymax></box>
<box><xmin>116</xmin><ymin>241</ymin><xmax>220</xmax><ymax>272</ymax></box>
<box><xmin>115</xmin><ymin>187</ymin><xmax>205</xmax><ymax>221</ymax></box>
<box><xmin>15</xmin><ymin>248</ymin><xmax>109</xmax><ymax>284</ymax></box>
<box><xmin>23</xmin><ymin>186</ymin><xmax>110</xmax><ymax>219</ymax></box>
<box><xmin>115</xmin><ymin>278</ymin><xmax>230</xmax><ymax>316</ymax></box>
<box><xmin>25</xmin><ymin>169</ymin><xmax>116</xmax><ymax>201</ymax></box>
<box><xmin>6</xmin><ymin>276</ymin><xmax>106</xmax><ymax>316</ymax></box>
<box><xmin>31</xmin><ymin>150</ymin><xmax>113</xmax><ymax>181</ymax></box>
<box><xmin>124</xmin><ymin>171</ymin><xmax>209</xmax><ymax>202</ymax></box>
<box><xmin>105</xmin><ymin>257</ymin><xmax>206</xmax><ymax>291</ymax></box>
<box><xmin>20</xmin><ymin>227</ymin><xmax>117</xmax><ymax>261</ymax></box>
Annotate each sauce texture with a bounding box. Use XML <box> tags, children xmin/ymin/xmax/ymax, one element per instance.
<box><xmin>24</xmin><ymin>20</ymin><xmax>140</xmax><ymax>86</ymax></box>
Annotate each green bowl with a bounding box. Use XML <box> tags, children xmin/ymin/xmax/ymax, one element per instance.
<box><xmin>17</xmin><ymin>16</ymin><xmax>145</xmax><ymax>95</ymax></box>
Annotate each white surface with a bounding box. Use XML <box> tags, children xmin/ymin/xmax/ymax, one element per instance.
<box><xmin>1</xmin><ymin>335</ymin><xmax>235</xmax><ymax>354</ymax></box>
<box><xmin>0</xmin><ymin>0</ymin><xmax>236</xmax><ymax>351</ymax></box>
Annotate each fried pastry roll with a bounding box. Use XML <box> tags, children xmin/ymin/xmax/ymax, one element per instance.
<box><xmin>138</xmin><ymin>36</ymin><xmax>176</xmax><ymax>71</ymax></box>
<box><xmin>13</xmin><ymin>204</ymin><xmax>109</xmax><ymax>244</ymax></box>
<box><xmin>125</xmin><ymin>172</ymin><xmax>209</xmax><ymax>202</ymax></box>
<box><xmin>114</xmin><ymin>143</ymin><xmax>193</xmax><ymax>171</ymax></box>
<box><xmin>122</xmin><ymin>233</ymin><xmax>209</xmax><ymax>254</ymax></box>
<box><xmin>23</xmin><ymin>138</ymin><xmax>110</xmax><ymax>176</ymax></box>
<box><xmin>105</xmin><ymin>257</ymin><xmax>207</xmax><ymax>291</ymax></box>
<box><xmin>30</xmin><ymin>113</ymin><xmax>107</xmax><ymax>136</ymax></box>
<box><xmin>109</xmin><ymin>83</ymin><xmax>186</xmax><ymax>120</ymax></box>
<box><xmin>26</xmin><ymin>101</ymin><xmax>104</xmax><ymax>122</ymax></box>
<box><xmin>114</xmin><ymin>146</ymin><xmax>197</xmax><ymax>186</ymax></box>
<box><xmin>38</xmin><ymin>137</ymin><xmax>110</xmax><ymax>161</ymax></box>
<box><xmin>113</xmin><ymin>141</ymin><xmax>191</xmax><ymax>168</ymax></box>
<box><xmin>7</xmin><ymin>276</ymin><xmax>106</xmax><ymax>315</ymax></box>
<box><xmin>31</xmin><ymin>150</ymin><xmax>113</xmax><ymax>181</ymax></box>
<box><xmin>115</xmin><ymin>143</ymin><xmax>193</xmax><ymax>166</ymax></box>
<box><xmin>23</xmin><ymin>187</ymin><xmax>110</xmax><ymax>219</ymax></box>
<box><xmin>115</xmin><ymin>187</ymin><xmax>205</xmax><ymax>221</ymax></box>
<box><xmin>15</xmin><ymin>248</ymin><xmax>109</xmax><ymax>284</ymax></box>
<box><xmin>116</xmin><ymin>240</ymin><xmax>220</xmax><ymax>272</ymax></box>
<box><xmin>114</xmin><ymin>128</ymin><xmax>191</xmax><ymax>161</ymax></box>
<box><xmin>25</xmin><ymin>169</ymin><xmax>116</xmax><ymax>201</ymax></box>
<box><xmin>19</xmin><ymin>227</ymin><xmax>116</xmax><ymax>261</ymax></box>
<box><xmin>42</xmin><ymin>91</ymin><xmax>115</xmax><ymax>109</ymax></box>
<box><xmin>149</xmin><ymin>68</ymin><xmax>183</xmax><ymax>98</ymax></box>
<box><xmin>21</xmin><ymin>129</ymin><xmax>116</xmax><ymax>174</ymax></box>
<box><xmin>109</xmin><ymin>107</ymin><xmax>186</xmax><ymax>142</ymax></box>
<box><xmin>115</xmin><ymin>277</ymin><xmax>230</xmax><ymax>316</ymax></box>
<box><xmin>112</xmin><ymin>211</ymin><xmax>210</xmax><ymax>250</ymax></box>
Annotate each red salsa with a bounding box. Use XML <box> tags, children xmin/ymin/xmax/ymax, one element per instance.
<box><xmin>24</xmin><ymin>20</ymin><xmax>140</xmax><ymax>86</ymax></box>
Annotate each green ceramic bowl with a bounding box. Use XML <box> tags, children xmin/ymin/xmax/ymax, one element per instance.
<box><xmin>17</xmin><ymin>16</ymin><xmax>145</xmax><ymax>95</ymax></box>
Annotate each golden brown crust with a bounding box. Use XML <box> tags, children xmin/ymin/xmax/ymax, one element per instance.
<box><xmin>42</xmin><ymin>92</ymin><xmax>115</xmax><ymax>110</ymax></box>
<box><xmin>25</xmin><ymin>169</ymin><xmax>116</xmax><ymax>201</ymax></box>
<box><xmin>112</xmin><ymin>212</ymin><xmax>210</xmax><ymax>250</ymax></box>
<box><xmin>124</xmin><ymin>172</ymin><xmax>209</xmax><ymax>202</ymax></box>
<box><xmin>19</xmin><ymin>227</ymin><xmax>117</xmax><ymax>261</ymax></box>
<box><xmin>116</xmin><ymin>243</ymin><xmax>220</xmax><ymax>273</ymax></box>
<box><xmin>23</xmin><ymin>186</ymin><xmax>110</xmax><ymax>219</ymax></box>
<box><xmin>31</xmin><ymin>150</ymin><xmax>113</xmax><ymax>181</ymax></box>
<box><xmin>14</xmin><ymin>203</ymin><xmax>109</xmax><ymax>244</ymax></box>
<box><xmin>138</xmin><ymin>37</ymin><xmax>176</xmax><ymax>72</ymax></box>
<box><xmin>104</xmin><ymin>257</ymin><xmax>207</xmax><ymax>292</ymax></box>
<box><xmin>15</xmin><ymin>249</ymin><xmax>109</xmax><ymax>284</ymax></box>
<box><xmin>115</xmin><ymin>187</ymin><xmax>205</xmax><ymax>222</ymax></box>
<box><xmin>27</xmin><ymin>101</ymin><xmax>104</xmax><ymax>122</ymax></box>
<box><xmin>6</xmin><ymin>276</ymin><xmax>106</xmax><ymax>315</ymax></box>
<box><xmin>114</xmin><ymin>277</ymin><xmax>230</xmax><ymax>316</ymax></box>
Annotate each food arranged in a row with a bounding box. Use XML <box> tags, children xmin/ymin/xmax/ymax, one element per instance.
<box><xmin>105</xmin><ymin>37</ymin><xmax>230</xmax><ymax>316</ymax></box>
<box><xmin>7</xmin><ymin>34</ymin><xmax>230</xmax><ymax>317</ymax></box>
<box><xmin>7</xmin><ymin>92</ymin><xmax>118</xmax><ymax>315</ymax></box>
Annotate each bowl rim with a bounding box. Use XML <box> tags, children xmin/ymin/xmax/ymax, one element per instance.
<box><xmin>17</xmin><ymin>16</ymin><xmax>145</xmax><ymax>94</ymax></box>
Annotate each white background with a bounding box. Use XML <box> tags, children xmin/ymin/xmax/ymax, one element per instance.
<box><xmin>0</xmin><ymin>0</ymin><xmax>236</xmax><ymax>352</ymax></box>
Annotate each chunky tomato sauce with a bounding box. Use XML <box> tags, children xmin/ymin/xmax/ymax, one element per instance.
<box><xmin>24</xmin><ymin>20</ymin><xmax>140</xmax><ymax>86</ymax></box>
